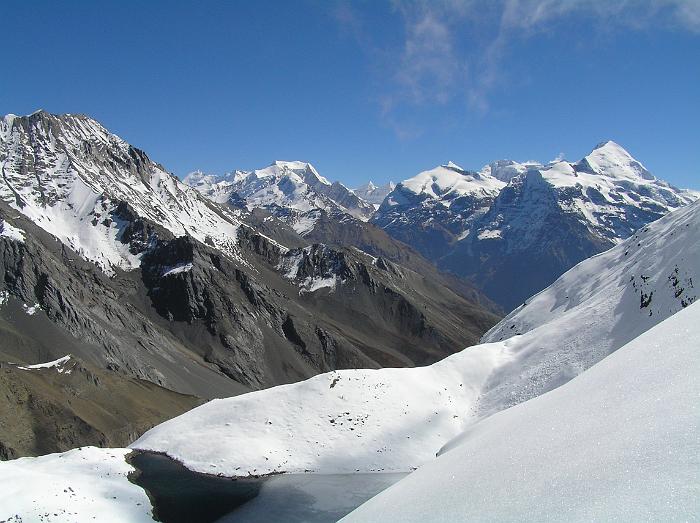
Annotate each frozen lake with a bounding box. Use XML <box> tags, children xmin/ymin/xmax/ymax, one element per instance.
<box><xmin>129</xmin><ymin>451</ymin><xmax>407</xmax><ymax>523</ymax></box>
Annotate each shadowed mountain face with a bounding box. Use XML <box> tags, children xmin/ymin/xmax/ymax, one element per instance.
<box><xmin>0</xmin><ymin>111</ymin><xmax>499</xmax><ymax>456</ymax></box>
<box><xmin>0</xmin><ymin>355</ymin><xmax>202</xmax><ymax>460</ymax></box>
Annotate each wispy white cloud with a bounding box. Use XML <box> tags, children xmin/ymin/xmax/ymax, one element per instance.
<box><xmin>333</xmin><ymin>0</ymin><xmax>698</xmax><ymax>138</ymax></box>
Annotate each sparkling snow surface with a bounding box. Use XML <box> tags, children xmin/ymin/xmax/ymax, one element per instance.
<box><xmin>343</xmin><ymin>301</ymin><xmax>700</xmax><ymax>523</ymax></box>
<box><xmin>0</xmin><ymin>447</ymin><xmax>153</xmax><ymax>523</ymax></box>
<box><xmin>133</xmin><ymin>201</ymin><xmax>699</xmax><ymax>477</ymax></box>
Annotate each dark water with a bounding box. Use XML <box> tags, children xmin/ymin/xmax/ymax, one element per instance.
<box><xmin>128</xmin><ymin>452</ymin><xmax>264</xmax><ymax>523</ymax></box>
<box><xmin>129</xmin><ymin>451</ymin><xmax>407</xmax><ymax>523</ymax></box>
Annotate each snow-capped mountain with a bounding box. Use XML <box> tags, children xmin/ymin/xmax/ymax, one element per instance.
<box><xmin>185</xmin><ymin>161</ymin><xmax>375</xmax><ymax>234</ymax></box>
<box><xmin>353</xmin><ymin>181</ymin><xmax>395</xmax><ymax>208</ymax></box>
<box><xmin>371</xmin><ymin>162</ymin><xmax>505</xmax><ymax>258</ymax></box>
<box><xmin>132</xmin><ymin>199</ymin><xmax>700</xmax><ymax>477</ymax></box>
<box><xmin>374</xmin><ymin>141</ymin><xmax>698</xmax><ymax>309</ymax></box>
<box><xmin>0</xmin><ymin>111</ymin><xmax>245</xmax><ymax>274</ymax></box>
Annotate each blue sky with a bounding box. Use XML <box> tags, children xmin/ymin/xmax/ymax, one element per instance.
<box><xmin>2</xmin><ymin>0</ymin><xmax>699</xmax><ymax>188</ymax></box>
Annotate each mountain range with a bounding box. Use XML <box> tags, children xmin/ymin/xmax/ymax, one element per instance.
<box><xmin>0</xmin><ymin>111</ymin><xmax>497</xmax><ymax>457</ymax></box>
<box><xmin>188</xmin><ymin>141</ymin><xmax>697</xmax><ymax>311</ymax></box>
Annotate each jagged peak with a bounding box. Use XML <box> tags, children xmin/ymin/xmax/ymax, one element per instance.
<box><xmin>262</xmin><ymin>160</ymin><xmax>330</xmax><ymax>185</ymax></box>
<box><xmin>583</xmin><ymin>140</ymin><xmax>654</xmax><ymax>181</ymax></box>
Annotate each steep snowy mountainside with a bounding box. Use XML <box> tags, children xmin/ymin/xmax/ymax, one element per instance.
<box><xmin>579</xmin><ymin>139</ymin><xmax>654</xmax><ymax>180</ymax></box>
<box><xmin>133</xmin><ymin>200</ymin><xmax>699</xmax><ymax>477</ymax></box>
<box><xmin>371</xmin><ymin>162</ymin><xmax>504</xmax><ymax>258</ymax></box>
<box><xmin>476</xmin><ymin>198</ymin><xmax>699</xmax><ymax>416</ymax></box>
<box><xmin>0</xmin><ymin>111</ymin><xmax>244</xmax><ymax>274</ymax></box>
<box><xmin>343</xmin><ymin>300</ymin><xmax>700</xmax><ymax>523</ymax></box>
<box><xmin>353</xmin><ymin>180</ymin><xmax>395</xmax><ymax>208</ymax></box>
<box><xmin>181</xmin><ymin>169</ymin><xmax>245</xmax><ymax>204</ymax></box>
<box><xmin>186</xmin><ymin>160</ymin><xmax>375</xmax><ymax>233</ymax></box>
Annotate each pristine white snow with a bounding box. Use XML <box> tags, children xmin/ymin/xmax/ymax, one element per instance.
<box><xmin>133</xmin><ymin>342</ymin><xmax>509</xmax><ymax>475</ymax></box>
<box><xmin>0</xmin><ymin>218</ymin><xmax>25</xmax><ymax>242</ymax></box>
<box><xmin>399</xmin><ymin>162</ymin><xmax>505</xmax><ymax>204</ymax></box>
<box><xmin>584</xmin><ymin>140</ymin><xmax>655</xmax><ymax>180</ymax></box>
<box><xmin>342</xmin><ymin>300</ymin><xmax>700</xmax><ymax>523</ymax></box>
<box><xmin>133</xmin><ymin>200</ymin><xmax>700</xmax><ymax>477</ymax></box>
<box><xmin>0</xmin><ymin>447</ymin><xmax>153</xmax><ymax>523</ymax></box>
<box><xmin>478</xmin><ymin>158</ymin><xmax>541</xmax><ymax>182</ymax></box>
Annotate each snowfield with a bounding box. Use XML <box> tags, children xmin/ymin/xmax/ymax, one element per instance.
<box><xmin>132</xmin><ymin>340</ymin><xmax>509</xmax><ymax>475</ymax></box>
<box><xmin>399</xmin><ymin>161</ymin><xmax>505</xmax><ymax>203</ymax></box>
<box><xmin>133</xmin><ymin>200</ymin><xmax>699</xmax><ymax>477</ymax></box>
<box><xmin>342</xmin><ymin>300</ymin><xmax>700</xmax><ymax>522</ymax></box>
<box><xmin>0</xmin><ymin>447</ymin><xmax>153</xmax><ymax>523</ymax></box>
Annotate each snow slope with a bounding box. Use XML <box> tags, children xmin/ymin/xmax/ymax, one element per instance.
<box><xmin>343</xmin><ymin>300</ymin><xmax>700</xmax><ymax>523</ymax></box>
<box><xmin>132</xmin><ymin>343</ymin><xmax>510</xmax><ymax>475</ymax></box>
<box><xmin>387</xmin><ymin>162</ymin><xmax>504</xmax><ymax>207</ymax></box>
<box><xmin>478</xmin><ymin>198</ymin><xmax>699</xmax><ymax>416</ymax></box>
<box><xmin>133</xmin><ymin>200</ymin><xmax>700</xmax><ymax>477</ymax></box>
<box><xmin>0</xmin><ymin>447</ymin><xmax>153</xmax><ymax>523</ymax></box>
<box><xmin>0</xmin><ymin>112</ymin><xmax>245</xmax><ymax>274</ymax></box>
